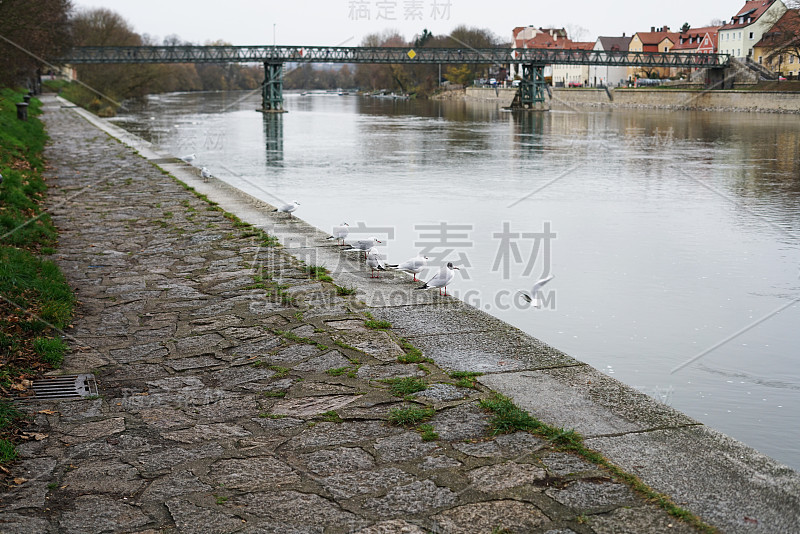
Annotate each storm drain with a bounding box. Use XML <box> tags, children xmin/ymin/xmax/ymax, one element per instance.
<box><xmin>30</xmin><ymin>374</ymin><xmax>98</xmax><ymax>400</ymax></box>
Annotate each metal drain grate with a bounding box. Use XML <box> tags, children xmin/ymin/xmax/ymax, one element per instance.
<box><xmin>30</xmin><ymin>374</ymin><xmax>98</xmax><ymax>400</ymax></box>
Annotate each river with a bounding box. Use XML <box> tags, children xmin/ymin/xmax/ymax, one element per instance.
<box><xmin>110</xmin><ymin>90</ymin><xmax>800</xmax><ymax>470</ymax></box>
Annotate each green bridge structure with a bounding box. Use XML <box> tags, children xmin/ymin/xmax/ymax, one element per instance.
<box><xmin>59</xmin><ymin>46</ymin><xmax>732</xmax><ymax>112</ymax></box>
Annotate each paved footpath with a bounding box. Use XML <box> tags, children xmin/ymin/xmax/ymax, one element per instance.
<box><xmin>0</xmin><ymin>97</ymin><xmax>775</xmax><ymax>533</ymax></box>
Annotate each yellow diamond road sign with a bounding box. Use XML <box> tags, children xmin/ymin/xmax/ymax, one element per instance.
<box><xmin>407</xmin><ymin>49</ymin><xmax>416</xmax><ymax>59</ymax></box>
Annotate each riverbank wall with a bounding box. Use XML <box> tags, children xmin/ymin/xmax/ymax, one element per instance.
<box><xmin>10</xmin><ymin>96</ymin><xmax>799</xmax><ymax>533</ymax></box>
<box><xmin>440</xmin><ymin>86</ymin><xmax>800</xmax><ymax>113</ymax></box>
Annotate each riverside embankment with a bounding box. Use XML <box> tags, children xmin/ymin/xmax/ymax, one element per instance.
<box><xmin>451</xmin><ymin>86</ymin><xmax>800</xmax><ymax>113</ymax></box>
<box><xmin>1</xmin><ymin>96</ymin><xmax>799</xmax><ymax>533</ymax></box>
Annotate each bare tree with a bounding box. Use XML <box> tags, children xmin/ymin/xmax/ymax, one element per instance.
<box><xmin>0</xmin><ymin>0</ymin><xmax>73</xmax><ymax>87</ymax></box>
<box><xmin>758</xmin><ymin>7</ymin><xmax>800</xmax><ymax>72</ymax></box>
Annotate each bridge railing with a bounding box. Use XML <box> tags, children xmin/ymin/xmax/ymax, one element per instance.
<box><xmin>58</xmin><ymin>46</ymin><xmax>730</xmax><ymax>68</ymax></box>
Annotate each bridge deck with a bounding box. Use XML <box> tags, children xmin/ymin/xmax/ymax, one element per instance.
<box><xmin>59</xmin><ymin>45</ymin><xmax>729</xmax><ymax>68</ymax></box>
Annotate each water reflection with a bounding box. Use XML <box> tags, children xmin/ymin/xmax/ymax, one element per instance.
<box><xmin>262</xmin><ymin>114</ymin><xmax>284</xmax><ymax>164</ymax></box>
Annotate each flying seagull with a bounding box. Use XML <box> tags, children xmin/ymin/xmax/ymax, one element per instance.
<box><xmin>327</xmin><ymin>222</ymin><xmax>350</xmax><ymax>246</ymax></box>
<box><xmin>519</xmin><ymin>275</ymin><xmax>555</xmax><ymax>308</ymax></box>
<box><xmin>180</xmin><ymin>153</ymin><xmax>196</xmax><ymax>163</ymax></box>
<box><xmin>416</xmin><ymin>262</ymin><xmax>459</xmax><ymax>296</ymax></box>
<box><xmin>274</xmin><ymin>200</ymin><xmax>300</xmax><ymax>217</ymax></box>
<box><xmin>392</xmin><ymin>255</ymin><xmax>428</xmax><ymax>281</ymax></box>
<box><xmin>200</xmin><ymin>167</ymin><xmax>211</xmax><ymax>182</ymax></box>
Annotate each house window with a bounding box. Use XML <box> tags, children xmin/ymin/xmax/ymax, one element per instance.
<box><xmin>792</xmin><ymin>56</ymin><xmax>796</xmax><ymax>64</ymax></box>
<box><xmin>759</xmin><ymin>56</ymin><xmax>763</xmax><ymax>64</ymax></box>
<box><xmin>749</xmin><ymin>32</ymin><xmax>754</xmax><ymax>40</ymax></box>
<box><xmin>738</xmin><ymin>49</ymin><xmax>741</xmax><ymax>56</ymax></box>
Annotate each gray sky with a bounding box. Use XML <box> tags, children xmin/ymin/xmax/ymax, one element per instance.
<box><xmin>74</xmin><ymin>1</ymin><xmax>741</xmax><ymax>46</ymax></box>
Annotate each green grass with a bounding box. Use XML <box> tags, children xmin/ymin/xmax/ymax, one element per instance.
<box><xmin>450</xmin><ymin>371</ymin><xmax>484</xmax><ymax>389</ymax></box>
<box><xmin>381</xmin><ymin>377</ymin><xmax>427</xmax><ymax>397</ymax></box>
<box><xmin>397</xmin><ymin>338</ymin><xmax>430</xmax><ymax>364</ymax></box>
<box><xmin>335</xmin><ymin>285</ymin><xmax>357</xmax><ymax>296</ymax></box>
<box><xmin>268</xmin><ymin>365</ymin><xmax>290</xmax><ymax>379</ymax></box>
<box><xmin>0</xmin><ymin>439</ymin><xmax>18</xmax><ymax>463</ymax></box>
<box><xmin>307</xmin><ymin>265</ymin><xmax>333</xmax><ymax>283</ymax></box>
<box><xmin>478</xmin><ymin>394</ymin><xmax>715</xmax><ymax>533</ymax></box>
<box><xmin>418</xmin><ymin>423</ymin><xmax>439</xmax><ymax>441</ymax></box>
<box><xmin>326</xmin><ymin>366</ymin><xmax>350</xmax><ymax>377</ymax></box>
<box><xmin>319</xmin><ymin>410</ymin><xmax>343</xmax><ymax>423</ymax></box>
<box><xmin>262</xmin><ymin>390</ymin><xmax>286</xmax><ymax>398</ymax></box>
<box><xmin>33</xmin><ymin>337</ymin><xmax>67</xmax><ymax>368</ymax></box>
<box><xmin>387</xmin><ymin>405</ymin><xmax>436</xmax><ymax>426</ymax></box>
<box><xmin>0</xmin><ymin>400</ymin><xmax>23</xmax><ymax>432</ymax></box>
<box><xmin>274</xmin><ymin>330</ymin><xmax>328</xmax><ymax>351</ymax></box>
<box><xmin>0</xmin><ymin>89</ymin><xmax>76</xmax><ymax>464</ymax></box>
<box><xmin>364</xmin><ymin>319</ymin><xmax>392</xmax><ymax>330</ymax></box>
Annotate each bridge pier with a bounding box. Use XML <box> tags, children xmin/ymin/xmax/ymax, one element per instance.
<box><xmin>517</xmin><ymin>64</ymin><xmax>548</xmax><ymax>111</ymax></box>
<box><xmin>260</xmin><ymin>62</ymin><xmax>286</xmax><ymax>113</ymax></box>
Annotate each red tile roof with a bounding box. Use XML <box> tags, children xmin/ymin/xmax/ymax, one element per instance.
<box><xmin>672</xmin><ymin>26</ymin><xmax>722</xmax><ymax>51</ymax></box>
<box><xmin>754</xmin><ymin>9</ymin><xmax>800</xmax><ymax>48</ymax></box>
<box><xmin>634</xmin><ymin>31</ymin><xmax>680</xmax><ymax>46</ymax></box>
<box><xmin>721</xmin><ymin>0</ymin><xmax>779</xmax><ymax>30</ymax></box>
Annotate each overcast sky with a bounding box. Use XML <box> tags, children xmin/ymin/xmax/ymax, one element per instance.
<box><xmin>73</xmin><ymin>1</ymin><xmax>742</xmax><ymax>46</ymax></box>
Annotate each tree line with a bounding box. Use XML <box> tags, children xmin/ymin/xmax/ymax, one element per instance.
<box><xmin>284</xmin><ymin>27</ymin><xmax>507</xmax><ymax>95</ymax></box>
<box><xmin>1</xmin><ymin>2</ymin><xmax>505</xmax><ymax>112</ymax></box>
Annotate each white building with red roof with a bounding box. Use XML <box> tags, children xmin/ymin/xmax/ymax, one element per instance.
<box><xmin>718</xmin><ymin>0</ymin><xmax>787</xmax><ymax>59</ymax></box>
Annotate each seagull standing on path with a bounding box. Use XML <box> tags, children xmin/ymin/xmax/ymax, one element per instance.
<box><xmin>274</xmin><ymin>200</ymin><xmax>300</xmax><ymax>217</ymax></box>
<box><xmin>181</xmin><ymin>153</ymin><xmax>196</xmax><ymax>163</ymax></box>
<box><xmin>519</xmin><ymin>275</ymin><xmax>555</xmax><ymax>308</ymax></box>
<box><xmin>344</xmin><ymin>237</ymin><xmax>382</xmax><ymax>260</ymax></box>
<box><xmin>327</xmin><ymin>222</ymin><xmax>350</xmax><ymax>246</ymax></box>
<box><xmin>200</xmin><ymin>167</ymin><xmax>211</xmax><ymax>182</ymax></box>
<box><xmin>392</xmin><ymin>255</ymin><xmax>428</xmax><ymax>282</ymax></box>
<box><xmin>366</xmin><ymin>247</ymin><xmax>397</xmax><ymax>278</ymax></box>
<box><xmin>416</xmin><ymin>262</ymin><xmax>459</xmax><ymax>296</ymax></box>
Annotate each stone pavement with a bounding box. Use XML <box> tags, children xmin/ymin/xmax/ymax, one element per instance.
<box><xmin>1</xmin><ymin>98</ymin><xmax>708</xmax><ymax>533</ymax></box>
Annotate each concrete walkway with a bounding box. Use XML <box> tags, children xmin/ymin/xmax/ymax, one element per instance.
<box><xmin>0</xmin><ymin>96</ymin><xmax>797</xmax><ymax>533</ymax></box>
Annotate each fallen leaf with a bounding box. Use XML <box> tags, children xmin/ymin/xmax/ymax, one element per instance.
<box><xmin>37</xmin><ymin>410</ymin><xmax>58</xmax><ymax>415</ymax></box>
<box><xmin>23</xmin><ymin>432</ymin><xmax>48</xmax><ymax>441</ymax></box>
<box><xmin>13</xmin><ymin>477</ymin><xmax>27</xmax><ymax>485</ymax></box>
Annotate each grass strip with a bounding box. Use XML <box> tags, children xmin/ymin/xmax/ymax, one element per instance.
<box><xmin>479</xmin><ymin>394</ymin><xmax>717</xmax><ymax>533</ymax></box>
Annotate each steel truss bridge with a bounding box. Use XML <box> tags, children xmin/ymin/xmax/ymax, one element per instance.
<box><xmin>59</xmin><ymin>46</ymin><xmax>731</xmax><ymax>111</ymax></box>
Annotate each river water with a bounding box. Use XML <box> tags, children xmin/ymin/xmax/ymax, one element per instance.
<box><xmin>110</xmin><ymin>90</ymin><xmax>800</xmax><ymax>470</ymax></box>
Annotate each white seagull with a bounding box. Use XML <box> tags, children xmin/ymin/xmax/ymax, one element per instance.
<box><xmin>200</xmin><ymin>167</ymin><xmax>211</xmax><ymax>182</ymax></box>
<box><xmin>416</xmin><ymin>262</ymin><xmax>459</xmax><ymax>296</ymax></box>
<box><xmin>344</xmin><ymin>237</ymin><xmax>382</xmax><ymax>259</ymax></box>
<box><xmin>274</xmin><ymin>200</ymin><xmax>300</xmax><ymax>217</ymax></box>
<box><xmin>180</xmin><ymin>153</ymin><xmax>196</xmax><ymax>163</ymax></box>
<box><xmin>392</xmin><ymin>255</ymin><xmax>428</xmax><ymax>282</ymax></box>
<box><xmin>327</xmin><ymin>222</ymin><xmax>350</xmax><ymax>246</ymax></box>
<box><xmin>365</xmin><ymin>247</ymin><xmax>396</xmax><ymax>278</ymax></box>
<box><xmin>519</xmin><ymin>275</ymin><xmax>555</xmax><ymax>308</ymax></box>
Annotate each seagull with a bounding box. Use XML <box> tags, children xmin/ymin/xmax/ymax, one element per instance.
<box><xmin>200</xmin><ymin>167</ymin><xmax>211</xmax><ymax>182</ymax></box>
<box><xmin>344</xmin><ymin>237</ymin><xmax>382</xmax><ymax>259</ymax></box>
<box><xmin>365</xmin><ymin>247</ymin><xmax>396</xmax><ymax>278</ymax></box>
<box><xmin>180</xmin><ymin>153</ymin><xmax>196</xmax><ymax>163</ymax></box>
<box><xmin>416</xmin><ymin>262</ymin><xmax>459</xmax><ymax>296</ymax></box>
<box><xmin>327</xmin><ymin>222</ymin><xmax>350</xmax><ymax>246</ymax></box>
<box><xmin>519</xmin><ymin>275</ymin><xmax>555</xmax><ymax>308</ymax></box>
<box><xmin>274</xmin><ymin>200</ymin><xmax>300</xmax><ymax>217</ymax></box>
<box><xmin>392</xmin><ymin>255</ymin><xmax>428</xmax><ymax>282</ymax></box>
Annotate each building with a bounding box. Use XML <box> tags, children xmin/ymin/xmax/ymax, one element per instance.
<box><xmin>753</xmin><ymin>8</ymin><xmax>800</xmax><ymax>76</ymax></box>
<box><xmin>672</xmin><ymin>26</ymin><xmax>722</xmax><ymax>77</ymax></box>
<box><xmin>589</xmin><ymin>36</ymin><xmax>632</xmax><ymax>87</ymax></box>
<box><xmin>628</xmin><ymin>26</ymin><xmax>680</xmax><ymax>79</ymax></box>
<box><xmin>551</xmin><ymin>41</ymin><xmax>596</xmax><ymax>86</ymax></box>
<box><xmin>718</xmin><ymin>0</ymin><xmax>787</xmax><ymax>59</ymax></box>
<box><xmin>511</xmin><ymin>27</ymin><xmax>571</xmax><ymax>79</ymax></box>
